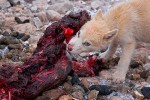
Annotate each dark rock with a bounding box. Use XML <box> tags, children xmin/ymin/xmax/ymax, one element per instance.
<box><xmin>140</xmin><ymin>70</ymin><xmax>150</xmax><ymax>79</ymax></box>
<box><xmin>130</xmin><ymin>60</ymin><xmax>142</xmax><ymax>68</ymax></box>
<box><xmin>89</xmin><ymin>85</ymin><xmax>113</xmax><ymax>95</ymax></box>
<box><xmin>15</xmin><ymin>17</ymin><xmax>30</xmax><ymax>24</ymax></box>
<box><xmin>16</xmin><ymin>33</ymin><xmax>25</xmax><ymax>39</ymax></box>
<box><xmin>21</xmin><ymin>35</ymin><xmax>30</xmax><ymax>41</ymax></box>
<box><xmin>2</xmin><ymin>31</ymin><xmax>11</xmax><ymax>36</ymax></box>
<box><xmin>141</xmin><ymin>87</ymin><xmax>150</xmax><ymax>99</ymax></box>
<box><xmin>8</xmin><ymin>44</ymin><xmax>21</xmax><ymax>49</ymax></box>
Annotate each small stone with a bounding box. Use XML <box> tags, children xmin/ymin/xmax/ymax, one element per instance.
<box><xmin>88</xmin><ymin>90</ymin><xmax>99</xmax><ymax>100</ymax></box>
<box><xmin>8</xmin><ymin>44</ymin><xmax>21</xmax><ymax>49</ymax></box>
<box><xmin>110</xmin><ymin>96</ymin><xmax>123</xmax><ymax>100</ymax></box>
<box><xmin>13</xmin><ymin>23</ymin><xmax>36</xmax><ymax>34</ymax></box>
<box><xmin>91</xmin><ymin>0</ymin><xmax>101</xmax><ymax>9</ymax></box>
<box><xmin>46</xmin><ymin>10</ymin><xmax>61</xmax><ymax>21</ymax></box>
<box><xmin>0</xmin><ymin>45</ymin><xmax>6</xmax><ymax>49</ymax></box>
<box><xmin>15</xmin><ymin>16</ymin><xmax>30</xmax><ymax>24</ymax></box>
<box><xmin>72</xmin><ymin>91</ymin><xmax>83</xmax><ymax>100</ymax></box>
<box><xmin>140</xmin><ymin>70</ymin><xmax>149</xmax><ymax>79</ymax></box>
<box><xmin>0</xmin><ymin>0</ymin><xmax>11</xmax><ymax>9</ymax></box>
<box><xmin>130</xmin><ymin>60</ymin><xmax>142</xmax><ymax>68</ymax></box>
<box><xmin>48</xmin><ymin>1</ymin><xmax>73</xmax><ymax>14</ymax></box>
<box><xmin>58</xmin><ymin>95</ymin><xmax>73</xmax><ymax>100</ymax></box>
<box><xmin>36</xmin><ymin>88</ymin><xmax>66</xmax><ymax>100</ymax></box>
<box><xmin>146</xmin><ymin>76</ymin><xmax>150</xmax><ymax>83</ymax></box>
<box><xmin>63</xmin><ymin>82</ymin><xmax>73</xmax><ymax>92</ymax></box>
<box><xmin>99</xmin><ymin>70</ymin><xmax>111</xmax><ymax>80</ymax></box>
<box><xmin>11</xmin><ymin>55</ymin><xmax>19</xmax><ymax>62</ymax></box>
<box><xmin>134</xmin><ymin>90</ymin><xmax>144</xmax><ymax>100</ymax></box>
<box><xmin>32</xmin><ymin>17</ymin><xmax>43</xmax><ymax>29</ymax></box>
<box><xmin>32</xmin><ymin>0</ymin><xmax>48</xmax><ymax>10</ymax></box>
<box><xmin>36</xmin><ymin>11</ymin><xmax>49</xmax><ymax>24</ymax></box>
<box><xmin>143</xmin><ymin>63</ymin><xmax>150</xmax><ymax>71</ymax></box>
<box><xmin>131</xmin><ymin>74</ymin><xmax>141</xmax><ymax>80</ymax></box>
<box><xmin>141</xmin><ymin>87</ymin><xmax>150</xmax><ymax>99</ymax></box>
<box><xmin>81</xmin><ymin>78</ymin><xmax>90</xmax><ymax>88</ymax></box>
<box><xmin>21</xmin><ymin>35</ymin><xmax>30</xmax><ymax>41</ymax></box>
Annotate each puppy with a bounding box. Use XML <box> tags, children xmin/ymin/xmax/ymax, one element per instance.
<box><xmin>68</xmin><ymin>0</ymin><xmax>150</xmax><ymax>82</ymax></box>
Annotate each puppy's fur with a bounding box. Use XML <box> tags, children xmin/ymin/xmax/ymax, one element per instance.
<box><xmin>68</xmin><ymin>0</ymin><xmax>150</xmax><ymax>82</ymax></box>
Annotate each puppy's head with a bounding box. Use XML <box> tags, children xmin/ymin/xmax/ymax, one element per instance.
<box><xmin>68</xmin><ymin>10</ymin><xmax>118</xmax><ymax>56</ymax></box>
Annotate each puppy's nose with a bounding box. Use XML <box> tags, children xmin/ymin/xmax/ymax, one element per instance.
<box><xmin>68</xmin><ymin>44</ymin><xmax>73</xmax><ymax>51</ymax></box>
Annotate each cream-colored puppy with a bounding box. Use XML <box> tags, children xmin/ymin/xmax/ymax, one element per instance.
<box><xmin>68</xmin><ymin>0</ymin><xmax>150</xmax><ymax>82</ymax></box>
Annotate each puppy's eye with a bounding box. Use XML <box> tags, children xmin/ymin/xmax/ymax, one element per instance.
<box><xmin>82</xmin><ymin>42</ymin><xmax>91</xmax><ymax>46</ymax></box>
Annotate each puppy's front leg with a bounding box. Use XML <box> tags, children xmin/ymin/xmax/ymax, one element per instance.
<box><xmin>112</xmin><ymin>41</ymin><xmax>136</xmax><ymax>83</ymax></box>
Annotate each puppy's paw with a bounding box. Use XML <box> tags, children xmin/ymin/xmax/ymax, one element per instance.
<box><xmin>112</xmin><ymin>70</ymin><xmax>126</xmax><ymax>83</ymax></box>
<box><xmin>98</xmin><ymin>52</ymin><xmax>109</xmax><ymax>60</ymax></box>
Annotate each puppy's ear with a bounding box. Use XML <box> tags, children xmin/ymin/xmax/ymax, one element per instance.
<box><xmin>94</xmin><ymin>9</ymin><xmax>103</xmax><ymax>20</ymax></box>
<box><xmin>103</xmin><ymin>29</ymin><xmax>118</xmax><ymax>41</ymax></box>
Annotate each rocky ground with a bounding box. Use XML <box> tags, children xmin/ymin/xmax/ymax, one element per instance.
<box><xmin>0</xmin><ymin>0</ymin><xmax>150</xmax><ymax>100</ymax></box>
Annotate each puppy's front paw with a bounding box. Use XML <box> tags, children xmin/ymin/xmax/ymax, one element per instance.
<box><xmin>98</xmin><ymin>52</ymin><xmax>108</xmax><ymax>60</ymax></box>
<box><xmin>112</xmin><ymin>70</ymin><xmax>126</xmax><ymax>83</ymax></box>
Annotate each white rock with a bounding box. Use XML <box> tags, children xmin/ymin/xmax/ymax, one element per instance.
<box><xmin>32</xmin><ymin>17</ymin><xmax>43</xmax><ymax>29</ymax></box>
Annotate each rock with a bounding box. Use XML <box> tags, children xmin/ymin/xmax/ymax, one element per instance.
<box><xmin>0</xmin><ymin>18</ymin><xmax>4</xmax><ymax>26</ymax></box>
<box><xmin>32</xmin><ymin>17</ymin><xmax>43</xmax><ymax>29</ymax></box>
<box><xmin>4</xmin><ymin>17</ymin><xmax>16</xmax><ymax>27</ymax></box>
<box><xmin>0</xmin><ymin>0</ymin><xmax>11</xmax><ymax>9</ymax></box>
<box><xmin>36</xmin><ymin>88</ymin><xmax>66</xmax><ymax>100</ymax></box>
<box><xmin>13</xmin><ymin>23</ymin><xmax>36</xmax><ymax>34</ymax></box>
<box><xmin>30</xmin><ymin>6</ymin><xmax>37</xmax><ymax>12</ymax></box>
<box><xmin>141</xmin><ymin>87</ymin><xmax>150</xmax><ymax>99</ymax></box>
<box><xmin>130</xmin><ymin>60</ymin><xmax>142</xmax><ymax>68</ymax></box>
<box><xmin>72</xmin><ymin>85</ymin><xmax>85</xmax><ymax>93</ymax></box>
<box><xmin>89</xmin><ymin>85</ymin><xmax>113</xmax><ymax>95</ymax></box>
<box><xmin>7</xmin><ymin>0</ymin><xmax>21</xmax><ymax>6</ymax></box>
<box><xmin>21</xmin><ymin>35</ymin><xmax>30</xmax><ymax>41</ymax></box>
<box><xmin>81</xmin><ymin>77</ymin><xmax>100</xmax><ymax>89</ymax></box>
<box><xmin>88</xmin><ymin>90</ymin><xmax>99</xmax><ymax>100</ymax></box>
<box><xmin>143</xmin><ymin>63</ymin><xmax>150</xmax><ymax>71</ymax></box>
<box><xmin>48</xmin><ymin>1</ymin><xmax>73</xmax><ymax>14</ymax></box>
<box><xmin>140</xmin><ymin>70</ymin><xmax>149</xmax><ymax>79</ymax></box>
<box><xmin>133</xmin><ymin>90</ymin><xmax>144</xmax><ymax>100</ymax></box>
<box><xmin>46</xmin><ymin>10</ymin><xmax>61</xmax><ymax>21</ymax></box>
<box><xmin>63</xmin><ymin>82</ymin><xmax>74</xmax><ymax>92</ymax></box>
<box><xmin>131</xmin><ymin>74</ymin><xmax>141</xmax><ymax>80</ymax></box>
<box><xmin>133</xmin><ymin>48</ymin><xmax>150</xmax><ymax>63</ymax></box>
<box><xmin>99</xmin><ymin>70</ymin><xmax>111</xmax><ymax>80</ymax></box>
<box><xmin>36</xmin><ymin>11</ymin><xmax>49</xmax><ymax>24</ymax></box>
<box><xmin>8</xmin><ymin>44</ymin><xmax>21</xmax><ymax>49</ymax></box>
<box><xmin>110</xmin><ymin>96</ymin><xmax>123</xmax><ymax>100</ymax></box>
<box><xmin>146</xmin><ymin>76</ymin><xmax>150</xmax><ymax>83</ymax></box>
<box><xmin>58</xmin><ymin>95</ymin><xmax>73</xmax><ymax>100</ymax></box>
<box><xmin>81</xmin><ymin>78</ymin><xmax>90</xmax><ymax>88</ymax></box>
<box><xmin>72</xmin><ymin>91</ymin><xmax>83</xmax><ymax>100</ymax></box>
<box><xmin>15</xmin><ymin>16</ymin><xmax>30</xmax><ymax>24</ymax></box>
<box><xmin>91</xmin><ymin>0</ymin><xmax>101</xmax><ymax>9</ymax></box>
<box><xmin>32</xmin><ymin>0</ymin><xmax>48</xmax><ymax>10</ymax></box>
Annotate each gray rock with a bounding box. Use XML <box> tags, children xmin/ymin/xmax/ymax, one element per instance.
<box><xmin>36</xmin><ymin>11</ymin><xmax>49</xmax><ymax>24</ymax></box>
<box><xmin>0</xmin><ymin>0</ymin><xmax>11</xmax><ymax>9</ymax></box>
<box><xmin>46</xmin><ymin>10</ymin><xmax>61</xmax><ymax>21</ymax></box>
<box><xmin>48</xmin><ymin>1</ymin><xmax>73</xmax><ymax>14</ymax></box>
<box><xmin>32</xmin><ymin>17</ymin><xmax>43</xmax><ymax>29</ymax></box>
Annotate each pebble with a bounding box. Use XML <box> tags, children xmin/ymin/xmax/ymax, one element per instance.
<box><xmin>88</xmin><ymin>90</ymin><xmax>99</xmax><ymax>100</ymax></box>
<box><xmin>58</xmin><ymin>95</ymin><xmax>73</xmax><ymax>100</ymax></box>
<box><xmin>133</xmin><ymin>90</ymin><xmax>144</xmax><ymax>100</ymax></box>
